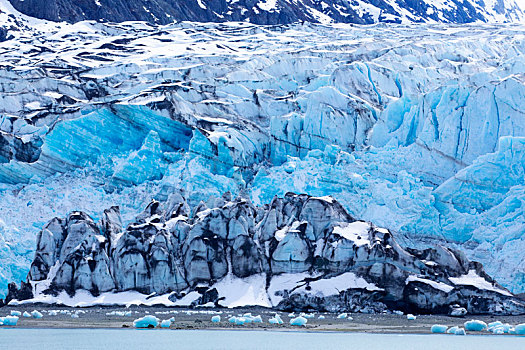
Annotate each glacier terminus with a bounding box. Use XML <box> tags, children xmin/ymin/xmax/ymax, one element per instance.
<box><xmin>1</xmin><ymin>0</ymin><xmax>525</xmax><ymax>315</ymax></box>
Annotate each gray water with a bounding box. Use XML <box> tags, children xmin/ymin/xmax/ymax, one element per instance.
<box><xmin>0</xmin><ymin>329</ymin><xmax>523</xmax><ymax>349</ymax></box>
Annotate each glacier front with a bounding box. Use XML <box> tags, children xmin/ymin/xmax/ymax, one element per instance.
<box><xmin>1</xmin><ymin>6</ymin><xmax>525</xmax><ymax>300</ymax></box>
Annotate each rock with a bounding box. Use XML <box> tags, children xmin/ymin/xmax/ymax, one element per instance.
<box><xmin>12</xmin><ymin>193</ymin><xmax>525</xmax><ymax>315</ymax></box>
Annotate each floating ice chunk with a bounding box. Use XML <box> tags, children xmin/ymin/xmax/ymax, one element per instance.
<box><xmin>447</xmin><ymin>326</ymin><xmax>459</xmax><ymax>334</ymax></box>
<box><xmin>288</xmin><ymin>313</ymin><xmax>295</xmax><ymax>318</ymax></box>
<box><xmin>133</xmin><ymin>315</ymin><xmax>160</xmax><ymax>328</ymax></box>
<box><xmin>269</xmin><ymin>317</ymin><xmax>279</xmax><ymax>324</ymax></box>
<box><xmin>252</xmin><ymin>315</ymin><xmax>262</xmax><ymax>323</ymax></box>
<box><xmin>160</xmin><ymin>319</ymin><xmax>172</xmax><ymax>328</ymax></box>
<box><xmin>71</xmin><ymin>313</ymin><xmax>79</xmax><ymax>318</ymax></box>
<box><xmin>515</xmin><ymin>324</ymin><xmax>525</xmax><ymax>335</ymax></box>
<box><xmin>211</xmin><ymin>315</ymin><xmax>221</xmax><ymax>323</ymax></box>
<box><xmin>1</xmin><ymin>316</ymin><xmax>18</xmax><ymax>326</ymax></box>
<box><xmin>10</xmin><ymin>311</ymin><xmax>21</xmax><ymax>316</ymax></box>
<box><xmin>290</xmin><ymin>316</ymin><xmax>307</xmax><ymax>326</ymax></box>
<box><xmin>23</xmin><ymin>311</ymin><xmax>31</xmax><ymax>318</ymax></box>
<box><xmin>337</xmin><ymin>313</ymin><xmax>348</xmax><ymax>319</ymax></box>
<box><xmin>48</xmin><ymin>311</ymin><xmax>58</xmax><ymax>316</ymax></box>
<box><xmin>235</xmin><ymin>317</ymin><xmax>246</xmax><ymax>325</ymax></box>
<box><xmin>454</xmin><ymin>328</ymin><xmax>466</xmax><ymax>335</ymax></box>
<box><xmin>464</xmin><ymin>320</ymin><xmax>487</xmax><ymax>331</ymax></box>
<box><xmin>318</xmin><ymin>315</ymin><xmax>325</xmax><ymax>319</ymax></box>
<box><xmin>125</xmin><ymin>311</ymin><xmax>132</xmax><ymax>317</ymax></box>
<box><xmin>228</xmin><ymin>316</ymin><xmax>237</xmax><ymax>323</ymax></box>
<box><xmin>407</xmin><ymin>314</ymin><xmax>417</xmax><ymax>320</ymax></box>
<box><xmin>31</xmin><ymin>310</ymin><xmax>43</xmax><ymax>319</ymax></box>
<box><xmin>430</xmin><ymin>325</ymin><xmax>448</xmax><ymax>333</ymax></box>
<box><xmin>393</xmin><ymin>310</ymin><xmax>404</xmax><ymax>316</ymax></box>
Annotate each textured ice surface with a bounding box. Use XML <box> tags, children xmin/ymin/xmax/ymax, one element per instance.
<box><xmin>1</xmin><ymin>5</ymin><xmax>525</xmax><ymax>298</ymax></box>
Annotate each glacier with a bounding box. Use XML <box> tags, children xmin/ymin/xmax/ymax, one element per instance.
<box><xmin>1</xmin><ymin>3</ymin><xmax>525</xmax><ymax>301</ymax></box>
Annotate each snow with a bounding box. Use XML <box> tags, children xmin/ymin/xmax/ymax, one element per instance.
<box><xmin>211</xmin><ymin>274</ymin><xmax>271</xmax><ymax>308</ymax></box>
<box><xmin>332</xmin><ymin>222</ymin><xmax>371</xmax><ymax>247</ymax></box>
<box><xmin>406</xmin><ymin>276</ymin><xmax>454</xmax><ymax>293</ymax></box>
<box><xmin>133</xmin><ymin>315</ymin><xmax>160</xmax><ymax>328</ymax></box>
<box><xmin>449</xmin><ymin>271</ymin><xmax>512</xmax><ymax>296</ymax></box>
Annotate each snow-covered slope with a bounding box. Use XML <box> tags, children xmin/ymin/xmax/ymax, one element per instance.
<box><xmin>5</xmin><ymin>0</ymin><xmax>525</xmax><ymax>25</ymax></box>
<box><xmin>1</xmin><ymin>7</ymin><xmax>525</xmax><ymax>301</ymax></box>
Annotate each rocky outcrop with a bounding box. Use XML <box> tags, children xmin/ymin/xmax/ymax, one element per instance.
<box><xmin>9</xmin><ymin>193</ymin><xmax>525</xmax><ymax>315</ymax></box>
<box><xmin>7</xmin><ymin>0</ymin><xmax>524</xmax><ymax>25</ymax></box>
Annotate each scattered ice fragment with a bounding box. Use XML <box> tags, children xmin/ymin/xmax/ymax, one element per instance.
<box><xmin>454</xmin><ymin>327</ymin><xmax>466</xmax><ymax>335</ymax></box>
<box><xmin>447</xmin><ymin>326</ymin><xmax>459</xmax><ymax>334</ymax></box>
<box><xmin>464</xmin><ymin>320</ymin><xmax>487</xmax><ymax>331</ymax></box>
<box><xmin>1</xmin><ymin>316</ymin><xmax>19</xmax><ymax>326</ymax></box>
<box><xmin>133</xmin><ymin>315</ymin><xmax>160</xmax><ymax>328</ymax></box>
<box><xmin>514</xmin><ymin>324</ymin><xmax>525</xmax><ymax>335</ymax></box>
<box><xmin>211</xmin><ymin>315</ymin><xmax>221</xmax><ymax>323</ymax></box>
<box><xmin>318</xmin><ymin>315</ymin><xmax>325</xmax><ymax>319</ymax></box>
<box><xmin>393</xmin><ymin>310</ymin><xmax>404</xmax><ymax>316</ymax></box>
<box><xmin>290</xmin><ymin>316</ymin><xmax>308</xmax><ymax>326</ymax></box>
<box><xmin>31</xmin><ymin>310</ymin><xmax>43</xmax><ymax>319</ymax></box>
<box><xmin>430</xmin><ymin>325</ymin><xmax>448</xmax><ymax>333</ymax></box>
<box><xmin>407</xmin><ymin>314</ymin><xmax>416</xmax><ymax>320</ymax></box>
<box><xmin>449</xmin><ymin>307</ymin><xmax>467</xmax><ymax>317</ymax></box>
<box><xmin>288</xmin><ymin>313</ymin><xmax>295</xmax><ymax>318</ymax></box>
<box><xmin>160</xmin><ymin>319</ymin><xmax>172</xmax><ymax>328</ymax></box>
<box><xmin>269</xmin><ymin>317</ymin><xmax>279</xmax><ymax>324</ymax></box>
<box><xmin>337</xmin><ymin>313</ymin><xmax>348</xmax><ymax>319</ymax></box>
<box><xmin>23</xmin><ymin>311</ymin><xmax>31</xmax><ymax>318</ymax></box>
<box><xmin>235</xmin><ymin>317</ymin><xmax>246</xmax><ymax>325</ymax></box>
<box><xmin>10</xmin><ymin>311</ymin><xmax>21</xmax><ymax>316</ymax></box>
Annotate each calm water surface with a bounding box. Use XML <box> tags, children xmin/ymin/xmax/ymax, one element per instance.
<box><xmin>0</xmin><ymin>328</ymin><xmax>524</xmax><ymax>349</ymax></box>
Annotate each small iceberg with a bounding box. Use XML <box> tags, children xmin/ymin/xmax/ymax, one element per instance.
<box><xmin>23</xmin><ymin>311</ymin><xmax>31</xmax><ymax>318</ymax></box>
<box><xmin>133</xmin><ymin>315</ymin><xmax>160</xmax><ymax>328</ymax></box>
<box><xmin>337</xmin><ymin>313</ymin><xmax>348</xmax><ymax>319</ymax></box>
<box><xmin>454</xmin><ymin>328</ymin><xmax>466</xmax><ymax>335</ymax></box>
<box><xmin>515</xmin><ymin>324</ymin><xmax>525</xmax><ymax>335</ymax></box>
<box><xmin>447</xmin><ymin>326</ymin><xmax>459</xmax><ymax>334</ymax></box>
<box><xmin>406</xmin><ymin>314</ymin><xmax>417</xmax><ymax>320</ymax></box>
<box><xmin>160</xmin><ymin>319</ymin><xmax>172</xmax><ymax>328</ymax></box>
<box><xmin>464</xmin><ymin>320</ymin><xmax>487</xmax><ymax>331</ymax></box>
<box><xmin>430</xmin><ymin>325</ymin><xmax>448</xmax><ymax>333</ymax></box>
<box><xmin>10</xmin><ymin>311</ymin><xmax>21</xmax><ymax>317</ymax></box>
<box><xmin>31</xmin><ymin>310</ymin><xmax>43</xmax><ymax>319</ymax></box>
<box><xmin>290</xmin><ymin>316</ymin><xmax>308</xmax><ymax>326</ymax></box>
<box><xmin>211</xmin><ymin>315</ymin><xmax>221</xmax><ymax>323</ymax></box>
<box><xmin>0</xmin><ymin>316</ymin><xmax>19</xmax><ymax>326</ymax></box>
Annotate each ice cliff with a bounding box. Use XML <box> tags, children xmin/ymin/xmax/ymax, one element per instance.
<box><xmin>1</xmin><ymin>4</ymin><xmax>525</xmax><ymax>302</ymax></box>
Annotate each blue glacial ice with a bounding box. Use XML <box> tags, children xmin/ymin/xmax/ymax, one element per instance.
<box><xmin>1</xmin><ymin>19</ymin><xmax>525</xmax><ymax>299</ymax></box>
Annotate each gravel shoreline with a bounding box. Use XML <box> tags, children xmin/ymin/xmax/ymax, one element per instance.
<box><xmin>2</xmin><ymin>305</ymin><xmax>525</xmax><ymax>334</ymax></box>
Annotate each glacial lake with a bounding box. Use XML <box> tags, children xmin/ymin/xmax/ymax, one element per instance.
<box><xmin>1</xmin><ymin>329</ymin><xmax>524</xmax><ymax>349</ymax></box>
